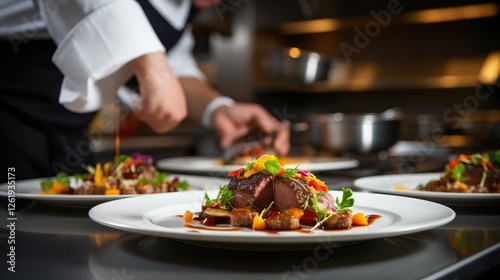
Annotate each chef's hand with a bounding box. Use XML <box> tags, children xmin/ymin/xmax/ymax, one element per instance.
<box><xmin>127</xmin><ymin>51</ymin><xmax>187</xmax><ymax>133</ymax></box>
<box><xmin>211</xmin><ymin>103</ymin><xmax>291</xmax><ymax>156</ymax></box>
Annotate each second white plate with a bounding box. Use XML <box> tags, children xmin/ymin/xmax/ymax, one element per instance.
<box><xmin>0</xmin><ymin>174</ymin><xmax>228</xmax><ymax>208</ymax></box>
<box><xmin>156</xmin><ymin>156</ymin><xmax>359</xmax><ymax>175</ymax></box>
<box><xmin>353</xmin><ymin>172</ymin><xmax>500</xmax><ymax>206</ymax></box>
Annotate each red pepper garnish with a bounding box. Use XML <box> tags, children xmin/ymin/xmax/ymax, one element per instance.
<box><xmin>448</xmin><ymin>158</ymin><xmax>460</xmax><ymax>170</ymax></box>
<box><xmin>308</xmin><ymin>178</ymin><xmax>329</xmax><ymax>192</ymax></box>
<box><xmin>228</xmin><ymin>168</ymin><xmax>244</xmax><ymax>177</ymax></box>
<box><xmin>277</xmin><ymin>168</ymin><xmax>284</xmax><ymax>178</ymax></box>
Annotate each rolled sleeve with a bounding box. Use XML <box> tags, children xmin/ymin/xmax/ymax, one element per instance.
<box><xmin>166</xmin><ymin>24</ymin><xmax>206</xmax><ymax>81</ymax></box>
<box><xmin>51</xmin><ymin>0</ymin><xmax>165</xmax><ymax>112</ymax></box>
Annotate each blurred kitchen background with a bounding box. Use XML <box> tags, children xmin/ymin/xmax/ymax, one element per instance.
<box><xmin>91</xmin><ymin>0</ymin><xmax>500</xmax><ymax>181</ymax></box>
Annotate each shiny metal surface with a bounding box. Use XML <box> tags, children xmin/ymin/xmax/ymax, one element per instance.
<box><xmin>305</xmin><ymin>109</ymin><xmax>402</xmax><ymax>154</ymax></box>
<box><xmin>1</xmin><ymin>192</ymin><xmax>499</xmax><ymax>280</ymax></box>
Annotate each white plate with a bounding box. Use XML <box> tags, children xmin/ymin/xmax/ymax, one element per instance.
<box><xmin>156</xmin><ymin>156</ymin><xmax>359</xmax><ymax>175</ymax></box>
<box><xmin>88</xmin><ymin>190</ymin><xmax>455</xmax><ymax>250</ymax></box>
<box><xmin>0</xmin><ymin>174</ymin><xmax>228</xmax><ymax>208</ymax></box>
<box><xmin>353</xmin><ymin>172</ymin><xmax>500</xmax><ymax>206</ymax></box>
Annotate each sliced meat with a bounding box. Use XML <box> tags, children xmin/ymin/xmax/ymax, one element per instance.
<box><xmin>230</xmin><ymin>208</ymin><xmax>258</xmax><ymax>227</ymax></box>
<box><xmin>266</xmin><ymin>214</ymin><xmax>300</xmax><ymax>230</ymax></box>
<box><xmin>317</xmin><ymin>192</ymin><xmax>335</xmax><ymax>211</ymax></box>
<box><xmin>273</xmin><ymin>178</ymin><xmax>308</xmax><ymax>210</ymax></box>
<box><xmin>323</xmin><ymin>212</ymin><xmax>353</xmax><ymax>229</ymax></box>
<box><xmin>228</xmin><ymin>173</ymin><xmax>274</xmax><ymax>210</ymax></box>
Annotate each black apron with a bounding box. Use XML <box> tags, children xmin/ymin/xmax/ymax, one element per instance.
<box><xmin>0</xmin><ymin>1</ymin><xmax>197</xmax><ymax>182</ymax></box>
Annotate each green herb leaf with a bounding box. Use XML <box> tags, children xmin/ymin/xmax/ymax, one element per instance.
<box><xmin>154</xmin><ymin>172</ymin><xmax>169</xmax><ymax>185</ymax></box>
<box><xmin>493</xmin><ymin>150</ymin><xmax>500</xmax><ymax>168</ymax></box>
<box><xmin>264</xmin><ymin>157</ymin><xmax>281</xmax><ymax>176</ymax></box>
<box><xmin>55</xmin><ymin>172</ymin><xmax>69</xmax><ymax>184</ymax></box>
<box><xmin>173</xmin><ymin>180</ymin><xmax>189</xmax><ymax>190</ymax></box>
<box><xmin>246</xmin><ymin>161</ymin><xmax>255</xmax><ymax>170</ymax></box>
<box><xmin>203</xmin><ymin>185</ymin><xmax>233</xmax><ymax>209</ymax></box>
<box><xmin>335</xmin><ymin>187</ymin><xmax>354</xmax><ymax>213</ymax></box>
<box><xmin>471</xmin><ymin>154</ymin><xmax>481</xmax><ymax>165</ymax></box>
<box><xmin>40</xmin><ymin>179</ymin><xmax>53</xmax><ymax>191</ymax></box>
<box><xmin>282</xmin><ymin>165</ymin><xmax>299</xmax><ymax>179</ymax></box>
<box><xmin>451</xmin><ymin>163</ymin><xmax>470</xmax><ymax>182</ymax></box>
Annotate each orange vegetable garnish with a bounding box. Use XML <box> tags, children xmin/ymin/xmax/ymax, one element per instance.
<box><xmin>104</xmin><ymin>188</ymin><xmax>120</xmax><ymax>195</ymax></box>
<box><xmin>51</xmin><ymin>182</ymin><xmax>69</xmax><ymax>194</ymax></box>
<box><xmin>308</xmin><ymin>178</ymin><xmax>329</xmax><ymax>192</ymax></box>
<box><xmin>252</xmin><ymin>215</ymin><xmax>266</xmax><ymax>230</ymax></box>
<box><xmin>352</xmin><ymin>212</ymin><xmax>368</xmax><ymax>226</ymax></box>
<box><xmin>287</xmin><ymin>208</ymin><xmax>304</xmax><ymax>220</ymax></box>
<box><xmin>394</xmin><ymin>185</ymin><xmax>407</xmax><ymax>190</ymax></box>
<box><xmin>183</xmin><ymin>210</ymin><xmax>193</xmax><ymax>222</ymax></box>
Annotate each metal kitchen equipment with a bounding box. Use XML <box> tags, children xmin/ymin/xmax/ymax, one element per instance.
<box><xmin>298</xmin><ymin>108</ymin><xmax>402</xmax><ymax>154</ymax></box>
<box><xmin>268</xmin><ymin>47</ymin><xmax>343</xmax><ymax>84</ymax></box>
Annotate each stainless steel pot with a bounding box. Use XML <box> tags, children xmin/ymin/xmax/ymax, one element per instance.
<box><xmin>297</xmin><ymin>108</ymin><xmax>402</xmax><ymax>154</ymax></box>
<box><xmin>268</xmin><ymin>47</ymin><xmax>344</xmax><ymax>84</ymax></box>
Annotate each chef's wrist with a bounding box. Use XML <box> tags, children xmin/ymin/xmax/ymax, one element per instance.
<box><xmin>202</xmin><ymin>96</ymin><xmax>235</xmax><ymax>128</ymax></box>
<box><xmin>128</xmin><ymin>52</ymin><xmax>172</xmax><ymax>89</ymax></box>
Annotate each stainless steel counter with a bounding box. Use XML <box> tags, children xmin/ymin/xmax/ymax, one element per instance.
<box><xmin>1</xmin><ymin>190</ymin><xmax>499</xmax><ymax>280</ymax></box>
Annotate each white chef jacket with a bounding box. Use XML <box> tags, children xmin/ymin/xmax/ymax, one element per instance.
<box><xmin>0</xmin><ymin>0</ymin><xmax>206</xmax><ymax>113</ymax></box>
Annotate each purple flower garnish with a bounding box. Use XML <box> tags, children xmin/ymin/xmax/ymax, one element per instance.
<box><xmin>297</xmin><ymin>169</ymin><xmax>311</xmax><ymax>177</ymax></box>
<box><xmin>131</xmin><ymin>152</ymin><xmax>153</xmax><ymax>167</ymax></box>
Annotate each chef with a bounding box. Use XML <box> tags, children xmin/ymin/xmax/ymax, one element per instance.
<box><xmin>0</xmin><ymin>0</ymin><xmax>290</xmax><ymax>182</ymax></box>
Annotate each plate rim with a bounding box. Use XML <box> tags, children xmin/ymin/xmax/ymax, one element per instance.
<box><xmin>156</xmin><ymin>156</ymin><xmax>359</xmax><ymax>173</ymax></box>
<box><xmin>88</xmin><ymin>190</ymin><xmax>455</xmax><ymax>245</ymax></box>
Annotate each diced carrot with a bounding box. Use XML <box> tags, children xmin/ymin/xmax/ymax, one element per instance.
<box><xmin>252</xmin><ymin>215</ymin><xmax>267</xmax><ymax>230</ymax></box>
<box><xmin>394</xmin><ymin>185</ymin><xmax>407</xmax><ymax>190</ymax></box>
<box><xmin>52</xmin><ymin>182</ymin><xmax>68</xmax><ymax>194</ymax></box>
<box><xmin>287</xmin><ymin>208</ymin><xmax>304</xmax><ymax>220</ymax></box>
<box><xmin>183</xmin><ymin>210</ymin><xmax>193</xmax><ymax>222</ymax></box>
<box><xmin>457</xmin><ymin>183</ymin><xmax>468</xmax><ymax>191</ymax></box>
<box><xmin>352</xmin><ymin>212</ymin><xmax>368</xmax><ymax>226</ymax></box>
<box><xmin>104</xmin><ymin>188</ymin><xmax>120</xmax><ymax>195</ymax></box>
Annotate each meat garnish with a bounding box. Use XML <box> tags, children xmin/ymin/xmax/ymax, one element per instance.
<box><xmin>230</xmin><ymin>208</ymin><xmax>258</xmax><ymax>227</ymax></box>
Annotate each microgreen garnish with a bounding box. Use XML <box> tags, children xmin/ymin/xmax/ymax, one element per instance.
<box><xmin>173</xmin><ymin>180</ymin><xmax>189</xmax><ymax>190</ymax></box>
<box><xmin>262</xmin><ymin>157</ymin><xmax>281</xmax><ymax>176</ymax></box>
<box><xmin>260</xmin><ymin>201</ymin><xmax>274</xmax><ymax>217</ymax></box>
<box><xmin>493</xmin><ymin>150</ymin><xmax>500</xmax><ymax>168</ymax></box>
<box><xmin>335</xmin><ymin>187</ymin><xmax>354</xmax><ymax>213</ymax></box>
<box><xmin>41</xmin><ymin>172</ymin><xmax>70</xmax><ymax>191</ymax></box>
<box><xmin>479</xmin><ymin>172</ymin><xmax>487</xmax><ymax>188</ymax></box>
<box><xmin>246</xmin><ymin>161</ymin><xmax>255</xmax><ymax>170</ymax></box>
<box><xmin>451</xmin><ymin>163</ymin><xmax>470</xmax><ymax>183</ymax></box>
<box><xmin>312</xmin><ymin>194</ymin><xmax>330</xmax><ymax>221</ymax></box>
<box><xmin>203</xmin><ymin>185</ymin><xmax>233</xmax><ymax>209</ymax></box>
<box><xmin>282</xmin><ymin>165</ymin><xmax>299</xmax><ymax>179</ymax></box>
<box><xmin>137</xmin><ymin>172</ymin><xmax>170</xmax><ymax>186</ymax></box>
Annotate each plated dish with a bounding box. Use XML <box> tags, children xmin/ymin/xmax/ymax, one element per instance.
<box><xmin>187</xmin><ymin>155</ymin><xmax>368</xmax><ymax>231</ymax></box>
<box><xmin>353</xmin><ymin>173</ymin><xmax>500</xmax><ymax>206</ymax></box>
<box><xmin>156</xmin><ymin>156</ymin><xmax>359</xmax><ymax>175</ymax></box>
<box><xmin>0</xmin><ymin>174</ymin><xmax>227</xmax><ymax>208</ymax></box>
<box><xmin>88</xmin><ymin>189</ymin><xmax>455</xmax><ymax>250</ymax></box>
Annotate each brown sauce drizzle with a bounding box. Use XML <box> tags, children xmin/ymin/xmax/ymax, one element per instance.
<box><xmin>182</xmin><ymin>214</ymin><xmax>382</xmax><ymax>234</ymax></box>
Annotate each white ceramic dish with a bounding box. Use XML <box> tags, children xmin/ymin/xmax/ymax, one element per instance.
<box><xmin>89</xmin><ymin>190</ymin><xmax>455</xmax><ymax>250</ymax></box>
<box><xmin>353</xmin><ymin>172</ymin><xmax>500</xmax><ymax>206</ymax></box>
<box><xmin>156</xmin><ymin>156</ymin><xmax>359</xmax><ymax>175</ymax></box>
<box><xmin>0</xmin><ymin>174</ymin><xmax>228</xmax><ymax>208</ymax></box>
